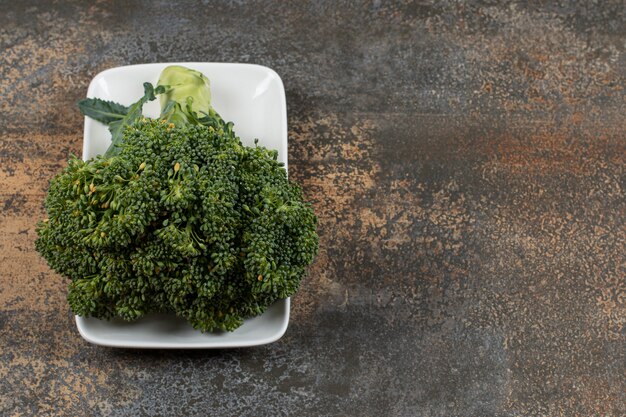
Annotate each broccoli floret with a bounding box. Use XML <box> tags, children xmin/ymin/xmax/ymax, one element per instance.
<box><xmin>36</xmin><ymin>116</ymin><xmax>318</xmax><ymax>332</ymax></box>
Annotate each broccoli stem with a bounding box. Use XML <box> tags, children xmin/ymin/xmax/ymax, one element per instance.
<box><xmin>157</xmin><ymin>65</ymin><xmax>212</xmax><ymax>127</ymax></box>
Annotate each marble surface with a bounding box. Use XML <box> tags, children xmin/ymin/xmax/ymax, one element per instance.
<box><xmin>0</xmin><ymin>1</ymin><xmax>624</xmax><ymax>415</ymax></box>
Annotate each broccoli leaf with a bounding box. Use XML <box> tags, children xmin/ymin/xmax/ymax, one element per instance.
<box><xmin>77</xmin><ymin>98</ymin><xmax>130</xmax><ymax>124</ymax></box>
<box><xmin>78</xmin><ymin>83</ymin><xmax>166</xmax><ymax>156</ymax></box>
<box><xmin>160</xmin><ymin>100</ymin><xmax>189</xmax><ymax>126</ymax></box>
<box><xmin>106</xmin><ymin>83</ymin><xmax>166</xmax><ymax>156</ymax></box>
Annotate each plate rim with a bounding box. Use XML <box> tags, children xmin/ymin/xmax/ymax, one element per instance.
<box><xmin>75</xmin><ymin>299</ymin><xmax>290</xmax><ymax>349</ymax></box>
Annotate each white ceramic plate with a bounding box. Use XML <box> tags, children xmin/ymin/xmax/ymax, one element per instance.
<box><xmin>76</xmin><ymin>63</ymin><xmax>289</xmax><ymax>348</ymax></box>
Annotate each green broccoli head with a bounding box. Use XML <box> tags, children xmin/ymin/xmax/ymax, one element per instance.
<box><xmin>36</xmin><ymin>116</ymin><xmax>318</xmax><ymax>332</ymax></box>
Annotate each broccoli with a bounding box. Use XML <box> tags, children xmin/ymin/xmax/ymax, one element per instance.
<box><xmin>35</xmin><ymin>66</ymin><xmax>318</xmax><ymax>332</ymax></box>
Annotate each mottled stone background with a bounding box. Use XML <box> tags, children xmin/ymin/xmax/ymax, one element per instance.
<box><xmin>1</xmin><ymin>1</ymin><xmax>624</xmax><ymax>416</ymax></box>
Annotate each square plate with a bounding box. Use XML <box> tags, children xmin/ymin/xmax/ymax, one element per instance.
<box><xmin>76</xmin><ymin>63</ymin><xmax>289</xmax><ymax>348</ymax></box>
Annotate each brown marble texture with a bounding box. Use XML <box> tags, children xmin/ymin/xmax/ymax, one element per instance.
<box><xmin>0</xmin><ymin>1</ymin><xmax>624</xmax><ymax>416</ymax></box>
